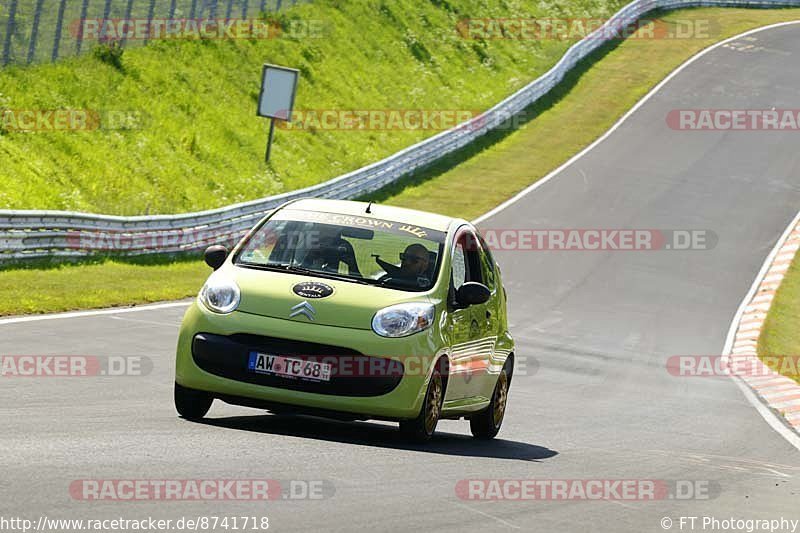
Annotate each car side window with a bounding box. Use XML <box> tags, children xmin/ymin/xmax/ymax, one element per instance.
<box><xmin>452</xmin><ymin>229</ymin><xmax>483</xmax><ymax>289</ymax></box>
<box><xmin>452</xmin><ymin>237</ymin><xmax>467</xmax><ymax>289</ymax></box>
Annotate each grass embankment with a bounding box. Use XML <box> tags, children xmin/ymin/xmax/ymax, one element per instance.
<box><xmin>0</xmin><ymin>0</ymin><xmax>624</xmax><ymax>214</ymax></box>
<box><xmin>2</xmin><ymin>7</ymin><xmax>800</xmax><ymax>316</ymax></box>
<box><xmin>758</xmin><ymin>253</ymin><xmax>800</xmax><ymax>385</ymax></box>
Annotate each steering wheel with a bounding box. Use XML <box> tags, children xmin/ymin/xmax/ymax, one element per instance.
<box><xmin>376</xmin><ymin>273</ymin><xmax>431</xmax><ymax>288</ymax></box>
<box><xmin>334</xmin><ymin>244</ymin><xmax>360</xmax><ymax>277</ymax></box>
<box><xmin>376</xmin><ymin>273</ymin><xmax>394</xmax><ymax>284</ymax></box>
<box><xmin>374</xmin><ymin>255</ymin><xmax>403</xmax><ymax>277</ymax></box>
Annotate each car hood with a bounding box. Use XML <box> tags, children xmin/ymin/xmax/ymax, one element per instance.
<box><xmin>229</xmin><ymin>265</ymin><xmax>431</xmax><ymax>330</ymax></box>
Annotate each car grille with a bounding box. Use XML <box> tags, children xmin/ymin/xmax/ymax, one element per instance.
<box><xmin>192</xmin><ymin>333</ymin><xmax>404</xmax><ymax>397</ymax></box>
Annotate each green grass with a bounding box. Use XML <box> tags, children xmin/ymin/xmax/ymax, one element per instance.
<box><xmin>2</xmin><ymin>6</ymin><xmax>800</xmax><ymax>316</ymax></box>
<box><xmin>758</xmin><ymin>253</ymin><xmax>800</xmax><ymax>384</ymax></box>
<box><xmin>0</xmin><ymin>258</ymin><xmax>207</xmax><ymax>316</ymax></box>
<box><xmin>0</xmin><ymin>0</ymin><xmax>629</xmax><ymax>215</ymax></box>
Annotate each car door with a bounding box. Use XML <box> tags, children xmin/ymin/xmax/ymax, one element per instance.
<box><xmin>461</xmin><ymin>229</ymin><xmax>496</xmax><ymax>399</ymax></box>
<box><xmin>444</xmin><ymin>232</ymin><xmax>472</xmax><ymax>401</ymax></box>
<box><xmin>446</xmin><ymin>228</ymin><xmax>492</xmax><ymax>399</ymax></box>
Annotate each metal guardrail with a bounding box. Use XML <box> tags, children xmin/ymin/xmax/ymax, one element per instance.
<box><xmin>2</xmin><ymin>0</ymin><xmax>799</xmax><ymax>261</ymax></box>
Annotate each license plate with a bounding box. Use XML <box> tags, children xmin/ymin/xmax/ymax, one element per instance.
<box><xmin>248</xmin><ymin>352</ymin><xmax>332</xmax><ymax>382</ymax></box>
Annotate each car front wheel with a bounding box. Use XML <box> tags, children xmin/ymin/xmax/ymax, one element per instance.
<box><xmin>174</xmin><ymin>382</ymin><xmax>213</xmax><ymax>420</ymax></box>
<box><xmin>469</xmin><ymin>367</ymin><xmax>509</xmax><ymax>439</ymax></box>
<box><xmin>399</xmin><ymin>368</ymin><xmax>444</xmax><ymax>442</ymax></box>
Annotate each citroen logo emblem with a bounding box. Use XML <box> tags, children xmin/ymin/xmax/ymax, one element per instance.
<box><xmin>289</xmin><ymin>301</ymin><xmax>316</xmax><ymax>321</ymax></box>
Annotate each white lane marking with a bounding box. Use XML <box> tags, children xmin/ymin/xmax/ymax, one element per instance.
<box><xmin>474</xmin><ymin>20</ymin><xmax>800</xmax><ymax>225</ymax></box>
<box><xmin>762</xmin><ymin>467</ymin><xmax>793</xmax><ymax>479</ymax></box>
<box><xmin>448</xmin><ymin>501</ymin><xmax>521</xmax><ymax>530</ymax></box>
<box><xmin>641</xmin><ymin>449</ymin><xmax>798</xmax><ymax>477</ymax></box>
<box><xmin>607</xmin><ymin>499</ymin><xmax>638</xmax><ymax>510</ymax></box>
<box><xmin>107</xmin><ymin>315</ymin><xmax>184</xmax><ymax>327</ymax></box>
<box><xmin>0</xmin><ymin>301</ymin><xmax>192</xmax><ymax>326</ymax></box>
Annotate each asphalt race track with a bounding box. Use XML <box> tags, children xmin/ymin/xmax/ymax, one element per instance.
<box><xmin>3</xmin><ymin>24</ymin><xmax>800</xmax><ymax>533</ymax></box>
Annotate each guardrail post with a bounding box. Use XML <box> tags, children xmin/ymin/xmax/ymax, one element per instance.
<box><xmin>26</xmin><ymin>0</ymin><xmax>45</xmax><ymax>64</ymax></box>
<box><xmin>99</xmin><ymin>0</ymin><xmax>113</xmax><ymax>42</ymax></box>
<box><xmin>121</xmin><ymin>0</ymin><xmax>135</xmax><ymax>47</ymax></box>
<box><xmin>2</xmin><ymin>0</ymin><xmax>18</xmax><ymax>66</ymax></box>
<box><xmin>51</xmin><ymin>0</ymin><xmax>68</xmax><ymax>62</ymax></box>
<box><xmin>144</xmin><ymin>0</ymin><xmax>157</xmax><ymax>45</ymax></box>
<box><xmin>76</xmin><ymin>0</ymin><xmax>90</xmax><ymax>54</ymax></box>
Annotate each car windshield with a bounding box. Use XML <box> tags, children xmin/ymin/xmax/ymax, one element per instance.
<box><xmin>234</xmin><ymin>209</ymin><xmax>447</xmax><ymax>291</ymax></box>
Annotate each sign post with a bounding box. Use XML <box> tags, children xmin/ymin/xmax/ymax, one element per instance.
<box><xmin>257</xmin><ymin>64</ymin><xmax>299</xmax><ymax>163</ymax></box>
<box><xmin>265</xmin><ymin>119</ymin><xmax>276</xmax><ymax>162</ymax></box>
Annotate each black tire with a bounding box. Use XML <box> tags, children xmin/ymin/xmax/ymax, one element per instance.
<box><xmin>469</xmin><ymin>367</ymin><xmax>509</xmax><ymax>440</ymax></box>
<box><xmin>399</xmin><ymin>368</ymin><xmax>444</xmax><ymax>442</ymax></box>
<box><xmin>174</xmin><ymin>382</ymin><xmax>213</xmax><ymax>420</ymax></box>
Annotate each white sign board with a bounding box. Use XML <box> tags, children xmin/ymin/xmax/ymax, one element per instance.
<box><xmin>258</xmin><ymin>64</ymin><xmax>299</xmax><ymax>121</ymax></box>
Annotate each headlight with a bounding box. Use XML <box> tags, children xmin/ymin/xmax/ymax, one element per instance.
<box><xmin>372</xmin><ymin>302</ymin><xmax>435</xmax><ymax>338</ymax></box>
<box><xmin>199</xmin><ymin>274</ymin><xmax>241</xmax><ymax>314</ymax></box>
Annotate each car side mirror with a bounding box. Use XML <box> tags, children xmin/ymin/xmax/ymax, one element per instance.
<box><xmin>455</xmin><ymin>282</ymin><xmax>491</xmax><ymax>307</ymax></box>
<box><xmin>204</xmin><ymin>245</ymin><xmax>228</xmax><ymax>271</ymax></box>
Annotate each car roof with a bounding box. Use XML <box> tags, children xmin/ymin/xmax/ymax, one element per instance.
<box><xmin>281</xmin><ymin>198</ymin><xmax>464</xmax><ymax>233</ymax></box>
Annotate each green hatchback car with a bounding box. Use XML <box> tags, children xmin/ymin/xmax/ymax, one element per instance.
<box><xmin>175</xmin><ymin>199</ymin><xmax>515</xmax><ymax>441</ymax></box>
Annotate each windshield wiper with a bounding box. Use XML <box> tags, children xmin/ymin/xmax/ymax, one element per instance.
<box><xmin>236</xmin><ymin>261</ymin><xmax>290</xmax><ymax>273</ymax></box>
<box><xmin>282</xmin><ymin>264</ymin><xmax>373</xmax><ymax>286</ymax></box>
<box><xmin>237</xmin><ymin>261</ymin><xmax>375</xmax><ymax>286</ymax></box>
<box><xmin>376</xmin><ymin>275</ymin><xmax>429</xmax><ymax>291</ymax></box>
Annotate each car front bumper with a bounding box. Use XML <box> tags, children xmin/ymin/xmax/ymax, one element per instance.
<box><xmin>175</xmin><ymin>302</ymin><xmax>444</xmax><ymax>420</ymax></box>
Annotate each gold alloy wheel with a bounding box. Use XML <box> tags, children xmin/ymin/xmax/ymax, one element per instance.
<box><xmin>492</xmin><ymin>371</ymin><xmax>508</xmax><ymax>427</ymax></box>
<box><xmin>424</xmin><ymin>374</ymin><xmax>443</xmax><ymax>434</ymax></box>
